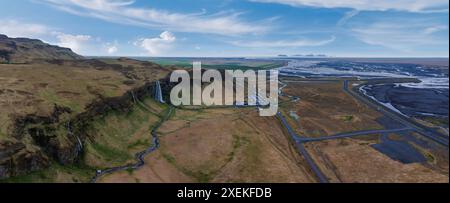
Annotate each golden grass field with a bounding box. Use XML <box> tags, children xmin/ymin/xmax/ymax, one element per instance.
<box><xmin>1</xmin><ymin>62</ymin><xmax>448</xmax><ymax>183</ymax></box>
<box><xmin>98</xmin><ymin>107</ymin><xmax>315</xmax><ymax>183</ymax></box>
<box><xmin>0</xmin><ymin>58</ymin><xmax>169</xmax><ymax>138</ymax></box>
<box><xmin>279</xmin><ymin>79</ymin><xmax>383</xmax><ymax>138</ymax></box>
<box><xmin>304</xmin><ymin>138</ymin><xmax>448</xmax><ymax>183</ymax></box>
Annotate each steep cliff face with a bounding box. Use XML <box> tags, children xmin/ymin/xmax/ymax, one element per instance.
<box><xmin>0</xmin><ymin>35</ymin><xmax>172</xmax><ymax>180</ymax></box>
<box><xmin>0</xmin><ymin>34</ymin><xmax>83</xmax><ymax>63</ymax></box>
<box><xmin>0</xmin><ymin>80</ymin><xmax>165</xmax><ymax>179</ymax></box>
<box><xmin>12</xmin><ymin>105</ymin><xmax>81</xmax><ymax>165</ymax></box>
<box><xmin>0</xmin><ymin>139</ymin><xmax>50</xmax><ymax>178</ymax></box>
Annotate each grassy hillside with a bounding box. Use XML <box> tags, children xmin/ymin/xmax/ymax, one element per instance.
<box><xmin>0</xmin><ymin>54</ymin><xmax>171</xmax><ymax>179</ymax></box>
<box><xmin>0</xmin><ymin>34</ymin><xmax>83</xmax><ymax>63</ymax></box>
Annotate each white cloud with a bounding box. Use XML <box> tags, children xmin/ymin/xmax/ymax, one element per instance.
<box><xmin>337</xmin><ymin>10</ymin><xmax>359</xmax><ymax>26</ymax></box>
<box><xmin>0</xmin><ymin>19</ymin><xmax>91</xmax><ymax>53</ymax></box>
<box><xmin>54</xmin><ymin>32</ymin><xmax>92</xmax><ymax>53</ymax></box>
<box><xmin>230</xmin><ymin>36</ymin><xmax>335</xmax><ymax>47</ymax></box>
<box><xmin>424</xmin><ymin>25</ymin><xmax>448</xmax><ymax>34</ymax></box>
<box><xmin>37</xmin><ymin>0</ymin><xmax>271</xmax><ymax>35</ymax></box>
<box><xmin>104</xmin><ymin>41</ymin><xmax>119</xmax><ymax>54</ymax></box>
<box><xmin>351</xmin><ymin>20</ymin><xmax>448</xmax><ymax>52</ymax></box>
<box><xmin>106</xmin><ymin>45</ymin><xmax>118</xmax><ymax>54</ymax></box>
<box><xmin>249</xmin><ymin>0</ymin><xmax>449</xmax><ymax>12</ymax></box>
<box><xmin>135</xmin><ymin>31</ymin><xmax>176</xmax><ymax>56</ymax></box>
<box><xmin>0</xmin><ymin>19</ymin><xmax>50</xmax><ymax>38</ymax></box>
<box><xmin>0</xmin><ymin>19</ymin><xmax>126</xmax><ymax>55</ymax></box>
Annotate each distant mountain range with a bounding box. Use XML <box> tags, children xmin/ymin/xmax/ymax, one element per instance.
<box><xmin>0</xmin><ymin>34</ymin><xmax>83</xmax><ymax>63</ymax></box>
<box><xmin>278</xmin><ymin>54</ymin><xmax>330</xmax><ymax>58</ymax></box>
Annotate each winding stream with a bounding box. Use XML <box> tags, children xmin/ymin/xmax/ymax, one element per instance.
<box><xmin>90</xmin><ymin>106</ymin><xmax>173</xmax><ymax>183</ymax></box>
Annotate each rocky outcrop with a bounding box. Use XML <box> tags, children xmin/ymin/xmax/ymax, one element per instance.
<box><xmin>71</xmin><ymin>82</ymin><xmax>160</xmax><ymax>140</ymax></box>
<box><xmin>0</xmin><ymin>35</ymin><xmax>173</xmax><ymax>179</ymax></box>
<box><xmin>0</xmin><ymin>34</ymin><xmax>83</xmax><ymax>63</ymax></box>
<box><xmin>0</xmin><ymin>80</ymin><xmax>164</xmax><ymax>179</ymax></box>
<box><xmin>0</xmin><ymin>139</ymin><xmax>50</xmax><ymax>178</ymax></box>
<box><xmin>10</xmin><ymin>105</ymin><xmax>79</xmax><ymax>166</ymax></box>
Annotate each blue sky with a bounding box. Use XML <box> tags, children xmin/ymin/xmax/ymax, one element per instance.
<box><xmin>0</xmin><ymin>0</ymin><xmax>448</xmax><ymax>57</ymax></box>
